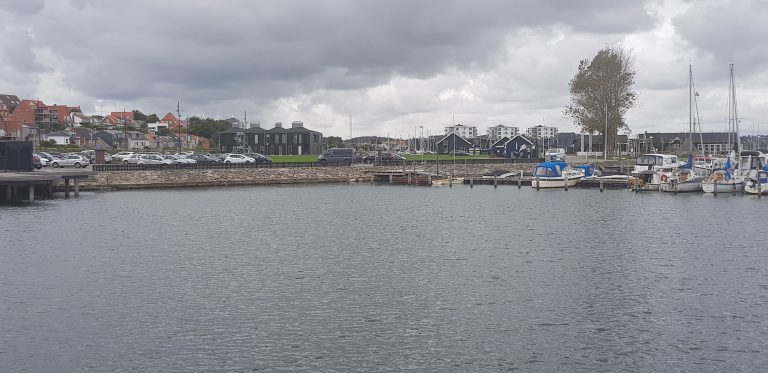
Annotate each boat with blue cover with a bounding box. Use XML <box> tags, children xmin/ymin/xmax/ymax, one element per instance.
<box><xmin>531</xmin><ymin>161</ymin><xmax>584</xmax><ymax>188</ymax></box>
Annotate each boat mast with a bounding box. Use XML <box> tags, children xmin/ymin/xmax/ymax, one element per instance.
<box><xmin>689</xmin><ymin>65</ymin><xmax>693</xmax><ymax>155</ymax></box>
<box><xmin>732</xmin><ymin>64</ymin><xmax>740</xmax><ymax>153</ymax></box>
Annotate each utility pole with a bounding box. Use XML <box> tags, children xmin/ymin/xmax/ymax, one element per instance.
<box><xmin>177</xmin><ymin>101</ymin><xmax>182</xmax><ymax>154</ymax></box>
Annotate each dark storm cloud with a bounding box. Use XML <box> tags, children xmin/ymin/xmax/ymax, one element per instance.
<box><xmin>6</xmin><ymin>0</ymin><xmax>654</xmax><ymax>105</ymax></box>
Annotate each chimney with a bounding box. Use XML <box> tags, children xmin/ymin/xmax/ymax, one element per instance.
<box><xmin>274</xmin><ymin>122</ymin><xmax>282</xmax><ymax>128</ymax></box>
<box><xmin>291</xmin><ymin>121</ymin><xmax>303</xmax><ymax>128</ymax></box>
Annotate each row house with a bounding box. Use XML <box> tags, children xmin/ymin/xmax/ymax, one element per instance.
<box><xmin>218</xmin><ymin>121</ymin><xmax>323</xmax><ymax>155</ymax></box>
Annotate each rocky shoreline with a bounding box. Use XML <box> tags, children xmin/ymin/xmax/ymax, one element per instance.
<box><xmin>72</xmin><ymin>163</ymin><xmax>535</xmax><ymax>190</ymax></box>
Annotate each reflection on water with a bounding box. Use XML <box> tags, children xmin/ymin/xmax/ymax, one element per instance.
<box><xmin>1</xmin><ymin>185</ymin><xmax>767</xmax><ymax>372</ymax></box>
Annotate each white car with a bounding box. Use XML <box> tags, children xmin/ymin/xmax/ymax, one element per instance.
<box><xmin>221</xmin><ymin>154</ymin><xmax>255</xmax><ymax>164</ymax></box>
<box><xmin>163</xmin><ymin>155</ymin><xmax>196</xmax><ymax>164</ymax></box>
<box><xmin>50</xmin><ymin>154</ymin><xmax>90</xmax><ymax>168</ymax></box>
<box><xmin>124</xmin><ymin>154</ymin><xmax>173</xmax><ymax>165</ymax></box>
<box><xmin>113</xmin><ymin>151</ymin><xmax>135</xmax><ymax>161</ymax></box>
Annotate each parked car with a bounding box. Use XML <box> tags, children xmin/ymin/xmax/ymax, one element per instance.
<box><xmin>32</xmin><ymin>154</ymin><xmax>43</xmax><ymax>170</ymax></box>
<box><xmin>221</xmin><ymin>154</ymin><xmax>255</xmax><ymax>164</ymax></box>
<box><xmin>243</xmin><ymin>153</ymin><xmax>273</xmax><ymax>163</ymax></box>
<box><xmin>318</xmin><ymin>148</ymin><xmax>354</xmax><ymax>164</ymax></box>
<box><xmin>38</xmin><ymin>152</ymin><xmax>55</xmax><ymax>164</ymax></box>
<box><xmin>448</xmin><ymin>150</ymin><xmax>470</xmax><ymax>156</ymax></box>
<box><xmin>80</xmin><ymin>150</ymin><xmax>113</xmax><ymax>164</ymax></box>
<box><xmin>545</xmin><ymin>148</ymin><xmax>566</xmax><ymax>162</ymax></box>
<box><xmin>113</xmin><ymin>151</ymin><xmax>135</xmax><ymax>161</ymax></box>
<box><xmin>50</xmin><ymin>154</ymin><xmax>89</xmax><ymax>168</ymax></box>
<box><xmin>187</xmin><ymin>154</ymin><xmax>219</xmax><ymax>164</ymax></box>
<box><xmin>363</xmin><ymin>152</ymin><xmax>405</xmax><ymax>164</ymax></box>
<box><xmin>353</xmin><ymin>152</ymin><xmax>370</xmax><ymax>163</ymax></box>
<box><xmin>162</xmin><ymin>155</ymin><xmax>196</xmax><ymax>164</ymax></box>
<box><xmin>34</xmin><ymin>153</ymin><xmax>49</xmax><ymax>167</ymax></box>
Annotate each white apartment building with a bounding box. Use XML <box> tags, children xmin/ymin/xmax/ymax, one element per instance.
<box><xmin>444</xmin><ymin>124</ymin><xmax>477</xmax><ymax>139</ymax></box>
<box><xmin>487</xmin><ymin>125</ymin><xmax>519</xmax><ymax>141</ymax></box>
<box><xmin>526</xmin><ymin>125</ymin><xmax>558</xmax><ymax>139</ymax></box>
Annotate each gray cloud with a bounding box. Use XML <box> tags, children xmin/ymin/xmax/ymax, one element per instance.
<box><xmin>5</xmin><ymin>0</ymin><xmax>766</xmax><ymax>137</ymax></box>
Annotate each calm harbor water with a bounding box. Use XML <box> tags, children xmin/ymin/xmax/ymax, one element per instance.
<box><xmin>1</xmin><ymin>184</ymin><xmax>767</xmax><ymax>372</ymax></box>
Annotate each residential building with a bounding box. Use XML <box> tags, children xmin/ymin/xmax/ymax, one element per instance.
<box><xmin>636</xmin><ymin>132</ymin><xmax>737</xmax><ymax>155</ymax></box>
<box><xmin>72</xmin><ymin>127</ymin><xmax>95</xmax><ymax>148</ymax></box>
<box><xmin>218</xmin><ymin>121</ymin><xmax>323</xmax><ymax>155</ymax></box>
<box><xmin>126</xmin><ymin>131</ymin><xmax>150</xmax><ymax>149</ymax></box>
<box><xmin>487</xmin><ymin>125</ymin><xmax>519</xmax><ymax>142</ymax></box>
<box><xmin>43</xmin><ymin>130</ymin><xmax>76</xmax><ymax>145</ymax></box>
<box><xmin>159</xmin><ymin>113</ymin><xmax>183</xmax><ymax>130</ymax></box>
<box><xmin>147</xmin><ymin>122</ymin><xmax>169</xmax><ymax>132</ymax></box>
<box><xmin>526</xmin><ymin>125</ymin><xmax>558</xmax><ymax>139</ymax></box>
<box><xmin>444</xmin><ymin>124</ymin><xmax>477</xmax><ymax>139</ymax></box>
<box><xmin>93</xmin><ymin>130</ymin><xmax>126</xmax><ymax>148</ymax></box>
<box><xmin>503</xmin><ymin>134</ymin><xmax>535</xmax><ymax>158</ymax></box>
<box><xmin>111</xmin><ymin>111</ymin><xmax>135</xmax><ymax>121</ymax></box>
<box><xmin>436</xmin><ymin>132</ymin><xmax>471</xmax><ymax>154</ymax></box>
<box><xmin>490</xmin><ymin>136</ymin><xmax>510</xmax><ymax>157</ymax></box>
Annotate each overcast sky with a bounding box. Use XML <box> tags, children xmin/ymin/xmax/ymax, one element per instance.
<box><xmin>1</xmin><ymin>0</ymin><xmax>767</xmax><ymax>138</ymax></box>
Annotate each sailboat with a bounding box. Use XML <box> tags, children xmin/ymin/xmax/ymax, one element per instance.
<box><xmin>660</xmin><ymin>65</ymin><xmax>705</xmax><ymax>192</ymax></box>
<box><xmin>702</xmin><ymin>64</ymin><xmax>744</xmax><ymax>193</ymax></box>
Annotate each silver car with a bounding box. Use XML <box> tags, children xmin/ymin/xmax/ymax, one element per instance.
<box><xmin>50</xmin><ymin>154</ymin><xmax>90</xmax><ymax>168</ymax></box>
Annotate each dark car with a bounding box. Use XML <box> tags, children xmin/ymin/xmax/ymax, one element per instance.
<box><xmin>187</xmin><ymin>154</ymin><xmax>219</xmax><ymax>164</ymax></box>
<box><xmin>363</xmin><ymin>152</ymin><xmax>406</xmax><ymax>164</ymax></box>
<box><xmin>32</xmin><ymin>154</ymin><xmax>43</xmax><ymax>170</ymax></box>
<box><xmin>353</xmin><ymin>151</ymin><xmax>370</xmax><ymax>163</ymax></box>
<box><xmin>243</xmin><ymin>153</ymin><xmax>273</xmax><ymax>163</ymax></box>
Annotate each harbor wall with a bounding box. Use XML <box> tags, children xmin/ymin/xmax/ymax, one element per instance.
<box><xmin>76</xmin><ymin>163</ymin><xmax>535</xmax><ymax>190</ymax></box>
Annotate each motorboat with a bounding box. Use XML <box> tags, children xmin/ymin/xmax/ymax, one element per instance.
<box><xmin>531</xmin><ymin>161</ymin><xmax>583</xmax><ymax>188</ymax></box>
<box><xmin>659</xmin><ymin>155</ymin><xmax>705</xmax><ymax>193</ymax></box>
<box><xmin>630</xmin><ymin>154</ymin><xmax>682</xmax><ymax>191</ymax></box>
<box><xmin>744</xmin><ymin>169</ymin><xmax>768</xmax><ymax>195</ymax></box>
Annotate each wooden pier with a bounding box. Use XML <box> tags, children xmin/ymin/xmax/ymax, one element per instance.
<box><xmin>367</xmin><ymin>170</ymin><xmax>437</xmax><ymax>186</ymax></box>
<box><xmin>0</xmin><ymin>170</ymin><xmax>94</xmax><ymax>204</ymax></box>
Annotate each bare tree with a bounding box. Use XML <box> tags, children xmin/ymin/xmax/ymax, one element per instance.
<box><xmin>564</xmin><ymin>46</ymin><xmax>637</xmax><ymax>157</ymax></box>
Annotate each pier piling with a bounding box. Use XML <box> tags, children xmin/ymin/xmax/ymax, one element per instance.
<box><xmin>518</xmin><ymin>171</ymin><xmax>522</xmax><ymax>189</ymax></box>
<box><xmin>494</xmin><ymin>174</ymin><xmax>498</xmax><ymax>188</ymax></box>
<box><xmin>600</xmin><ymin>179</ymin><xmax>604</xmax><ymax>192</ymax></box>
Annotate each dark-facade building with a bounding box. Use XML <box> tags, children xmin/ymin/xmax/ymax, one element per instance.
<box><xmin>218</xmin><ymin>121</ymin><xmax>323</xmax><ymax>155</ymax></box>
<box><xmin>636</xmin><ymin>132</ymin><xmax>737</xmax><ymax>155</ymax></box>
<box><xmin>436</xmin><ymin>132</ymin><xmax>471</xmax><ymax>154</ymax></box>
<box><xmin>503</xmin><ymin>134</ymin><xmax>534</xmax><ymax>158</ymax></box>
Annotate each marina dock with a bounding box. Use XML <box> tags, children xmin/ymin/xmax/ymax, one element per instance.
<box><xmin>0</xmin><ymin>170</ymin><xmax>95</xmax><ymax>204</ymax></box>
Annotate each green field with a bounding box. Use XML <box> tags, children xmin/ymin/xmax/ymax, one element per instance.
<box><xmin>268</xmin><ymin>155</ymin><xmax>320</xmax><ymax>163</ymax></box>
<box><xmin>403</xmin><ymin>154</ymin><xmax>491</xmax><ymax>161</ymax></box>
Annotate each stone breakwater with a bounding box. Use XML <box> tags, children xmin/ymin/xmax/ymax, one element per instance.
<box><xmin>76</xmin><ymin>163</ymin><xmax>535</xmax><ymax>190</ymax></box>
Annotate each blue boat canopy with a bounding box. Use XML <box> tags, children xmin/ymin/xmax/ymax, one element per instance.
<box><xmin>533</xmin><ymin>161</ymin><xmax>567</xmax><ymax>177</ymax></box>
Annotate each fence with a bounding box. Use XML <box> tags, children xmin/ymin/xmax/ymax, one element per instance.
<box><xmin>93</xmin><ymin>158</ymin><xmax>542</xmax><ymax>172</ymax></box>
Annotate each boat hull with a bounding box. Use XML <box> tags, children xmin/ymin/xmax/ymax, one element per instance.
<box><xmin>701</xmin><ymin>181</ymin><xmax>744</xmax><ymax>193</ymax></box>
<box><xmin>532</xmin><ymin>177</ymin><xmax>581</xmax><ymax>189</ymax></box>
<box><xmin>744</xmin><ymin>181</ymin><xmax>768</xmax><ymax>195</ymax></box>
<box><xmin>659</xmin><ymin>178</ymin><xmax>704</xmax><ymax>193</ymax></box>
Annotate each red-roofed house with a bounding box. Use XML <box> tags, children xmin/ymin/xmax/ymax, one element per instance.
<box><xmin>160</xmin><ymin>112</ymin><xmax>183</xmax><ymax>130</ymax></box>
<box><xmin>111</xmin><ymin>111</ymin><xmax>135</xmax><ymax>121</ymax></box>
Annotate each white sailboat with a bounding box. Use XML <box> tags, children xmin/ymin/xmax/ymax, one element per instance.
<box><xmin>660</xmin><ymin>65</ymin><xmax>705</xmax><ymax>193</ymax></box>
<box><xmin>702</xmin><ymin>64</ymin><xmax>744</xmax><ymax>193</ymax></box>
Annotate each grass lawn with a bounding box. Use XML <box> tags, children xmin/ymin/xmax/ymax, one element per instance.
<box><xmin>268</xmin><ymin>155</ymin><xmax>320</xmax><ymax>163</ymax></box>
<box><xmin>403</xmin><ymin>154</ymin><xmax>491</xmax><ymax>161</ymax></box>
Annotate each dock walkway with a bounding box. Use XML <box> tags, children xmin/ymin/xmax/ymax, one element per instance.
<box><xmin>0</xmin><ymin>170</ymin><xmax>94</xmax><ymax>204</ymax></box>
